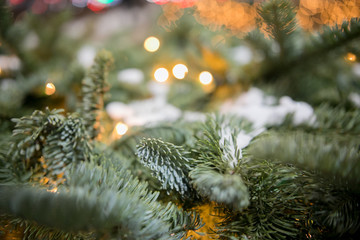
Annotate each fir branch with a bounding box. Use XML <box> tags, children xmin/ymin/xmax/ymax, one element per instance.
<box><xmin>137</xmin><ymin>138</ymin><xmax>195</xmax><ymax>198</ymax></box>
<box><xmin>190</xmin><ymin>115</ymin><xmax>251</xmax><ymax>210</ymax></box>
<box><xmin>5</xmin><ymin>217</ymin><xmax>94</xmax><ymax>240</ymax></box>
<box><xmin>9</xmin><ymin>108</ymin><xmax>65</xmax><ymax>170</ymax></box>
<box><xmin>215</xmin><ymin>155</ymin><xmax>360</xmax><ymax>239</ymax></box>
<box><xmin>246</xmin><ymin>131</ymin><xmax>360</xmax><ymax>190</ymax></box>
<box><xmin>43</xmin><ymin>114</ymin><xmax>92</xmax><ymax>175</ymax></box>
<box><xmin>258</xmin><ymin>0</ymin><xmax>297</xmax><ymax>58</ymax></box>
<box><xmin>216</xmin><ymin>160</ymin><xmax>311</xmax><ymax>240</ymax></box>
<box><xmin>112</xmin><ymin>124</ymin><xmax>188</xmax><ymax>158</ymax></box>
<box><xmin>66</xmin><ymin>156</ymin><xmax>203</xmax><ymax>238</ymax></box>
<box><xmin>0</xmin><ymin>184</ymin><xmax>170</xmax><ymax>240</ymax></box>
<box><xmin>262</xmin><ymin>18</ymin><xmax>360</xmax><ymax>81</ymax></box>
<box><xmin>193</xmin><ymin>115</ymin><xmax>253</xmax><ymax>170</ymax></box>
<box><xmin>189</xmin><ymin>164</ymin><xmax>249</xmax><ymax>211</ymax></box>
<box><xmin>8</xmin><ymin>108</ymin><xmax>91</xmax><ymax>178</ymax></box>
<box><xmin>309</xmin><ymin>190</ymin><xmax>360</xmax><ymax>238</ymax></box>
<box><xmin>81</xmin><ymin>50</ymin><xmax>114</xmax><ymax>139</ymax></box>
<box><xmin>313</xmin><ymin>104</ymin><xmax>360</xmax><ymax>134</ymax></box>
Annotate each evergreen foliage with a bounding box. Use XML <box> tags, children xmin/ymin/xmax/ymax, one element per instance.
<box><xmin>8</xmin><ymin>108</ymin><xmax>91</xmax><ymax>178</ymax></box>
<box><xmin>258</xmin><ymin>0</ymin><xmax>297</xmax><ymax>59</ymax></box>
<box><xmin>189</xmin><ymin>116</ymin><xmax>251</xmax><ymax>211</ymax></box>
<box><xmin>112</xmin><ymin>124</ymin><xmax>189</xmax><ymax>158</ymax></box>
<box><xmin>137</xmin><ymin>138</ymin><xmax>194</xmax><ymax>198</ymax></box>
<box><xmin>247</xmin><ymin>130</ymin><xmax>360</xmax><ymax>190</ymax></box>
<box><xmin>1</xmin><ymin>0</ymin><xmax>360</xmax><ymax>239</ymax></box>
<box><xmin>0</xmin><ymin>49</ymin><xmax>204</xmax><ymax>240</ymax></box>
<box><xmin>81</xmin><ymin>50</ymin><xmax>114</xmax><ymax>139</ymax></box>
<box><xmin>245</xmin><ymin>0</ymin><xmax>360</xmax><ymax>104</ymax></box>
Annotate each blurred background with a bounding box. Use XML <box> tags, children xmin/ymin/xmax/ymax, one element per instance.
<box><xmin>1</xmin><ymin>0</ymin><xmax>360</xmax><ymax>139</ymax></box>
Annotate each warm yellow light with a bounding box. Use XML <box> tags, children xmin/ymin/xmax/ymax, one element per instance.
<box><xmin>199</xmin><ymin>71</ymin><xmax>213</xmax><ymax>85</ymax></box>
<box><xmin>115</xmin><ymin>122</ymin><xmax>128</xmax><ymax>136</ymax></box>
<box><xmin>154</xmin><ymin>67</ymin><xmax>169</xmax><ymax>82</ymax></box>
<box><xmin>346</xmin><ymin>52</ymin><xmax>356</xmax><ymax>62</ymax></box>
<box><xmin>45</xmin><ymin>83</ymin><xmax>56</xmax><ymax>95</ymax></box>
<box><xmin>172</xmin><ymin>64</ymin><xmax>188</xmax><ymax>79</ymax></box>
<box><xmin>47</xmin><ymin>187</ymin><xmax>58</xmax><ymax>193</ymax></box>
<box><xmin>144</xmin><ymin>36</ymin><xmax>160</xmax><ymax>52</ymax></box>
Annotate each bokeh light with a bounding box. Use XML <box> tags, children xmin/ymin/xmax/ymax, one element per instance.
<box><xmin>199</xmin><ymin>71</ymin><xmax>213</xmax><ymax>85</ymax></box>
<box><xmin>144</xmin><ymin>36</ymin><xmax>160</xmax><ymax>52</ymax></box>
<box><xmin>87</xmin><ymin>1</ymin><xmax>106</xmax><ymax>12</ymax></box>
<box><xmin>172</xmin><ymin>64</ymin><xmax>188</xmax><ymax>79</ymax></box>
<box><xmin>154</xmin><ymin>67</ymin><xmax>169</xmax><ymax>82</ymax></box>
<box><xmin>97</xmin><ymin>0</ymin><xmax>115</xmax><ymax>3</ymax></box>
<box><xmin>10</xmin><ymin>0</ymin><xmax>25</xmax><ymax>5</ymax></box>
<box><xmin>31</xmin><ymin>0</ymin><xmax>48</xmax><ymax>14</ymax></box>
<box><xmin>346</xmin><ymin>52</ymin><xmax>357</xmax><ymax>62</ymax></box>
<box><xmin>45</xmin><ymin>83</ymin><xmax>56</xmax><ymax>95</ymax></box>
<box><xmin>115</xmin><ymin>122</ymin><xmax>128</xmax><ymax>136</ymax></box>
<box><xmin>153</xmin><ymin>0</ymin><xmax>170</xmax><ymax>5</ymax></box>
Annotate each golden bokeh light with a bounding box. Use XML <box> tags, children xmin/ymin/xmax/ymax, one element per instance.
<box><xmin>172</xmin><ymin>63</ymin><xmax>188</xmax><ymax>79</ymax></box>
<box><xmin>47</xmin><ymin>187</ymin><xmax>58</xmax><ymax>193</ymax></box>
<box><xmin>115</xmin><ymin>122</ymin><xmax>128</xmax><ymax>136</ymax></box>
<box><xmin>45</xmin><ymin>83</ymin><xmax>56</xmax><ymax>95</ymax></box>
<box><xmin>346</xmin><ymin>52</ymin><xmax>357</xmax><ymax>62</ymax></box>
<box><xmin>199</xmin><ymin>71</ymin><xmax>213</xmax><ymax>85</ymax></box>
<box><xmin>144</xmin><ymin>36</ymin><xmax>160</xmax><ymax>52</ymax></box>
<box><xmin>154</xmin><ymin>67</ymin><xmax>169</xmax><ymax>82</ymax></box>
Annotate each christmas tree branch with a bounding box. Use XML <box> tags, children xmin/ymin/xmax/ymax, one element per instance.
<box><xmin>262</xmin><ymin>18</ymin><xmax>360</xmax><ymax>81</ymax></box>
<box><xmin>189</xmin><ymin>164</ymin><xmax>249</xmax><ymax>211</ymax></box>
<box><xmin>8</xmin><ymin>108</ymin><xmax>91</xmax><ymax>178</ymax></box>
<box><xmin>258</xmin><ymin>0</ymin><xmax>297</xmax><ymax>59</ymax></box>
<box><xmin>190</xmin><ymin>115</ymin><xmax>251</xmax><ymax>210</ymax></box>
<box><xmin>137</xmin><ymin>138</ymin><xmax>195</xmax><ymax>199</ymax></box>
<box><xmin>81</xmin><ymin>50</ymin><xmax>114</xmax><ymax>139</ymax></box>
<box><xmin>246</xmin><ymin>131</ymin><xmax>360</xmax><ymax>190</ymax></box>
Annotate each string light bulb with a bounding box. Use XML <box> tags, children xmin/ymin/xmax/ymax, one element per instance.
<box><xmin>144</xmin><ymin>36</ymin><xmax>160</xmax><ymax>52</ymax></box>
<box><xmin>172</xmin><ymin>64</ymin><xmax>188</xmax><ymax>79</ymax></box>
<box><xmin>45</xmin><ymin>83</ymin><xmax>56</xmax><ymax>95</ymax></box>
<box><xmin>115</xmin><ymin>122</ymin><xmax>128</xmax><ymax>136</ymax></box>
<box><xmin>154</xmin><ymin>67</ymin><xmax>169</xmax><ymax>82</ymax></box>
<box><xmin>199</xmin><ymin>71</ymin><xmax>213</xmax><ymax>85</ymax></box>
<box><xmin>346</xmin><ymin>52</ymin><xmax>356</xmax><ymax>62</ymax></box>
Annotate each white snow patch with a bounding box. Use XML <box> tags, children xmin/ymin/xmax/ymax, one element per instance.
<box><xmin>221</xmin><ymin>88</ymin><xmax>316</xmax><ymax>128</ymax></box>
<box><xmin>106</xmin><ymin>97</ymin><xmax>182</xmax><ymax>126</ymax></box>
<box><xmin>182</xmin><ymin>111</ymin><xmax>206</xmax><ymax>122</ymax></box>
<box><xmin>106</xmin><ymin>102</ymin><xmax>134</xmax><ymax>120</ymax></box>
<box><xmin>219</xmin><ymin>88</ymin><xmax>315</xmax><ymax>167</ymax></box>
<box><xmin>148</xmin><ymin>81</ymin><xmax>170</xmax><ymax>99</ymax></box>
<box><xmin>117</xmin><ymin>68</ymin><xmax>144</xmax><ymax>84</ymax></box>
<box><xmin>349</xmin><ymin>92</ymin><xmax>360</xmax><ymax>108</ymax></box>
<box><xmin>77</xmin><ymin>45</ymin><xmax>96</xmax><ymax>69</ymax></box>
<box><xmin>231</xmin><ymin>46</ymin><xmax>253</xmax><ymax>65</ymax></box>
